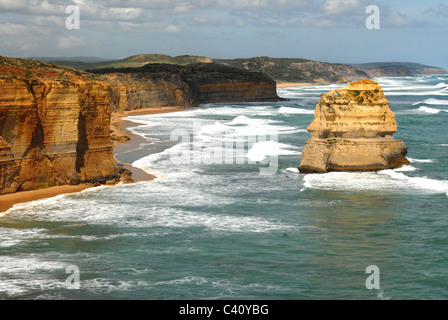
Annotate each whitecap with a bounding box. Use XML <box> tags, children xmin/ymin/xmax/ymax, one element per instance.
<box><xmin>278</xmin><ymin>107</ymin><xmax>315</xmax><ymax>115</ymax></box>
<box><xmin>196</xmin><ymin>122</ymin><xmax>228</xmax><ymax>135</ymax></box>
<box><xmin>302</xmin><ymin>171</ymin><xmax>448</xmax><ymax>196</ymax></box>
<box><xmin>393</xmin><ymin>165</ymin><xmax>418</xmax><ymax>172</ymax></box>
<box><xmin>0</xmin><ymin>228</ymin><xmax>49</xmax><ymax>248</ymax></box>
<box><xmin>380</xmin><ymin>170</ymin><xmax>448</xmax><ymax>195</ymax></box>
<box><xmin>413</xmin><ymin>98</ymin><xmax>448</xmax><ymax>106</ymax></box>
<box><xmin>417</xmin><ymin>106</ymin><xmax>442</xmax><ymax>114</ymax></box>
<box><xmin>246</xmin><ymin>141</ymin><xmax>300</xmax><ymax>162</ymax></box>
<box><xmin>407</xmin><ymin>158</ymin><xmax>434</xmax><ymax>163</ymax></box>
<box><xmin>386</xmin><ymin>91</ymin><xmax>448</xmax><ymax>96</ymax></box>
<box><xmin>435</xmin><ymin>82</ymin><xmax>448</xmax><ymax>88</ymax></box>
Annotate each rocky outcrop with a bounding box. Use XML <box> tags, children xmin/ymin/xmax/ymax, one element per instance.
<box><xmin>50</xmin><ymin>54</ymin><xmax>448</xmax><ymax>85</ymax></box>
<box><xmin>352</xmin><ymin>62</ymin><xmax>448</xmax><ymax>77</ymax></box>
<box><xmin>90</xmin><ymin>63</ymin><xmax>280</xmax><ymax>112</ymax></box>
<box><xmin>358</xmin><ymin>66</ymin><xmax>413</xmax><ymax>78</ymax></box>
<box><xmin>103</xmin><ymin>71</ymin><xmax>193</xmax><ymax>113</ymax></box>
<box><xmin>0</xmin><ymin>57</ymin><xmax>120</xmax><ymax>195</ymax></box>
<box><xmin>215</xmin><ymin>57</ymin><xmax>369</xmax><ymax>85</ymax></box>
<box><xmin>299</xmin><ymin>79</ymin><xmax>410</xmax><ymax>173</ymax></box>
<box><xmin>0</xmin><ymin>57</ymin><xmax>280</xmax><ymax>195</ymax></box>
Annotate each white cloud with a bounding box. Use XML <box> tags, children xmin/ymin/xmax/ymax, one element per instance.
<box><xmin>0</xmin><ymin>0</ymin><xmax>440</xmax><ymax>59</ymax></box>
<box><xmin>0</xmin><ymin>21</ymin><xmax>28</xmax><ymax>35</ymax></box>
<box><xmin>166</xmin><ymin>24</ymin><xmax>181</xmax><ymax>33</ymax></box>
<box><xmin>321</xmin><ymin>0</ymin><xmax>361</xmax><ymax>15</ymax></box>
<box><xmin>57</xmin><ymin>36</ymin><xmax>88</xmax><ymax>49</ymax></box>
<box><xmin>172</xmin><ymin>5</ymin><xmax>195</xmax><ymax>15</ymax></box>
<box><xmin>98</xmin><ymin>7</ymin><xmax>144</xmax><ymax>20</ymax></box>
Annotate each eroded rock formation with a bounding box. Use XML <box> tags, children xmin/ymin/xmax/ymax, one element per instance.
<box><xmin>0</xmin><ymin>57</ymin><xmax>119</xmax><ymax>194</ymax></box>
<box><xmin>91</xmin><ymin>63</ymin><xmax>280</xmax><ymax>112</ymax></box>
<box><xmin>299</xmin><ymin>79</ymin><xmax>410</xmax><ymax>173</ymax></box>
<box><xmin>0</xmin><ymin>57</ymin><xmax>280</xmax><ymax>195</ymax></box>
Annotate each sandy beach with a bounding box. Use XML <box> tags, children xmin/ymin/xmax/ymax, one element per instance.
<box><xmin>276</xmin><ymin>82</ymin><xmax>315</xmax><ymax>88</ymax></box>
<box><xmin>0</xmin><ymin>185</ymin><xmax>90</xmax><ymax>214</ymax></box>
<box><xmin>111</xmin><ymin>106</ymin><xmax>190</xmax><ymax>183</ymax></box>
<box><xmin>0</xmin><ymin>106</ymin><xmax>190</xmax><ymax>214</ymax></box>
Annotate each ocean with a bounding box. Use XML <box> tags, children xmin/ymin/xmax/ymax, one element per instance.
<box><xmin>1</xmin><ymin>75</ymin><xmax>448</xmax><ymax>300</ymax></box>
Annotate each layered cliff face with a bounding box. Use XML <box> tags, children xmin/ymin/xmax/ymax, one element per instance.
<box><xmin>299</xmin><ymin>79</ymin><xmax>410</xmax><ymax>173</ymax></box>
<box><xmin>91</xmin><ymin>63</ymin><xmax>280</xmax><ymax>112</ymax></box>
<box><xmin>0</xmin><ymin>57</ymin><xmax>280</xmax><ymax>195</ymax></box>
<box><xmin>0</xmin><ymin>57</ymin><xmax>119</xmax><ymax>195</ymax></box>
<box><xmin>103</xmin><ymin>72</ymin><xmax>193</xmax><ymax>112</ymax></box>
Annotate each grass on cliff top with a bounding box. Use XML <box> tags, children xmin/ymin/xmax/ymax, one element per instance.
<box><xmin>47</xmin><ymin>54</ymin><xmax>359</xmax><ymax>84</ymax></box>
<box><xmin>214</xmin><ymin>57</ymin><xmax>349</xmax><ymax>83</ymax></box>
<box><xmin>0</xmin><ymin>56</ymin><xmax>105</xmax><ymax>81</ymax></box>
<box><xmin>50</xmin><ymin>54</ymin><xmax>213</xmax><ymax>71</ymax></box>
<box><xmin>88</xmin><ymin>62</ymin><xmax>276</xmax><ymax>83</ymax></box>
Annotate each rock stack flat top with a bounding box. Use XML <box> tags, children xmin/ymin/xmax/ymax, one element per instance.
<box><xmin>299</xmin><ymin>79</ymin><xmax>410</xmax><ymax>173</ymax></box>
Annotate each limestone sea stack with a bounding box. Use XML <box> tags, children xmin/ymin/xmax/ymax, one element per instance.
<box><xmin>298</xmin><ymin>79</ymin><xmax>410</xmax><ymax>173</ymax></box>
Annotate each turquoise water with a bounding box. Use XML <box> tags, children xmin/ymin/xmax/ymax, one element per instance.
<box><xmin>1</xmin><ymin>75</ymin><xmax>448</xmax><ymax>300</ymax></box>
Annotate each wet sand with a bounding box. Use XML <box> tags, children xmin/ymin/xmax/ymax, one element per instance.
<box><xmin>111</xmin><ymin>106</ymin><xmax>190</xmax><ymax>182</ymax></box>
<box><xmin>0</xmin><ymin>185</ymin><xmax>90</xmax><ymax>214</ymax></box>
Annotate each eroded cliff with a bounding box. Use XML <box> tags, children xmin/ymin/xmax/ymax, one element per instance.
<box><xmin>0</xmin><ymin>57</ymin><xmax>280</xmax><ymax>195</ymax></box>
<box><xmin>0</xmin><ymin>57</ymin><xmax>119</xmax><ymax>195</ymax></box>
<box><xmin>91</xmin><ymin>63</ymin><xmax>280</xmax><ymax>112</ymax></box>
<box><xmin>299</xmin><ymin>79</ymin><xmax>410</xmax><ymax>173</ymax></box>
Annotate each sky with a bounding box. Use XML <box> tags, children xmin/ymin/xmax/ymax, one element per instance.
<box><xmin>0</xmin><ymin>0</ymin><xmax>447</xmax><ymax>69</ymax></box>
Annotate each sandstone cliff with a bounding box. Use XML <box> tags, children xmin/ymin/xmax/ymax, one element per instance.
<box><xmin>49</xmin><ymin>54</ymin><xmax>448</xmax><ymax>85</ymax></box>
<box><xmin>299</xmin><ymin>79</ymin><xmax>410</xmax><ymax>173</ymax></box>
<box><xmin>91</xmin><ymin>63</ymin><xmax>280</xmax><ymax>112</ymax></box>
<box><xmin>0</xmin><ymin>57</ymin><xmax>280</xmax><ymax>195</ymax></box>
<box><xmin>103</xmin><ymin>71</ymin><xmax>193</xmax><ymax>112</ymax></box>
<box><xmin>0</xmin><ymin>57</ymin><xmax>119</xmax><ymax>195</ymax></box>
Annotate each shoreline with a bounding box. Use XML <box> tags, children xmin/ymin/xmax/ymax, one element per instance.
<box><xmin>111</xmin><ymin>106</ymin><xmax>190</xmax><ymax>182</ymax></box>
<box><xmin>0</xmin><ymin>106</ymin><xmax>191</xmax><ymax>215</ymax></box>
<box><xmin>0</xmin><ymin>185</ymin><xmax>91</xmax><ymax>214</ymax></box>
<box><xmin>276</xmin><ymin>82</ymin><xmax>315</xmax><ymax>88</ymax></box>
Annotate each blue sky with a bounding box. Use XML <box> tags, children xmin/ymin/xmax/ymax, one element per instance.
<box><xmin>0</xmin><ymin>0</ymin><xmax>447</xmax><ymax>68</ymax></box>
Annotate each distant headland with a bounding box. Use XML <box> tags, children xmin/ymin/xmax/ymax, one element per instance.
<box><xmin>30</xmin><ymin>54</ymin><xmax>448</xmax><ymax>86</ymax></box>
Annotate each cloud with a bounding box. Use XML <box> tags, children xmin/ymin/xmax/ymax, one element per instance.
<box><xmin>97</xmin><ymin>7</ymin><xmax>144</xmax><ymax>20</ymax></box>
<box><xmin>57</xmin><ymin>36</ymin><xmax>89</xmax><ymax>49</ymax></box>
<box><xmin>424</xmin><ymin>4</ymin><xmax>448</xmax><ymax>18</ymax></box>
<box><xmin>0</xmin><ymin>21</ymin><xmax>28</xmax><ymax>35</ymax></box>
<box><xmin>321</xmin><ymin>0</ymin><xmax>361</xmax><ymax>15</ymax></box>
<box><xmin>166</xmin><ymin>24</ymin><xmax>182</xmax><ymax>33</ymax></box>
<box><xmin>0</xmin><ymin>0</ymin><xmax>66</xmax><ymax>15</ymax></box>
<box><xmin>0</xmin><ymin>0</ymin><xmax>442</xmax><ymax>60</ymax></box>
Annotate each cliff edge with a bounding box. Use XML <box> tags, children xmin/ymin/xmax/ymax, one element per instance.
<box><xmin>0</xmin><ymin>57</ymin><xmax>280</xmax><ymax>195</ymax></box>
<box><xmin>91</xmin><ymin>63</ymin><xmax>281</xmax><ymax>113</ymax></box>
<box><xmin>299</xmin><ymin>79</ymin><xmax>410</xmax><ymax>173</ymax></box>
<box><xmin>0</xmin><ymin>57</ymin><xmax>120</xmax><ymax>194</ymax></box>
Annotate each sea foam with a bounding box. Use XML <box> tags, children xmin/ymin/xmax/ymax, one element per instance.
<box><xmin>246</xmin><ymin>141</ymin><xmax>300</xmax><ymax>162</ymax></box>
<box><xmin>417</xmin><ymin>106</ymin><xmax>448</xmax><ymax>114</ymax></box>
<box><xmin>278</xmin><ymin>107</ymin><xmax>315</xmax><ymax>115</ymax></box>
<box><xmin>302</xmin><ymin>169</ymin><xmax>448</xmax><ymax>197</ymax></box>
<box><xmin>413</xmin><ymin>98</ymin><xmax>448</xmax><ymax>106</ymax></box>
